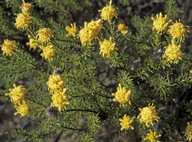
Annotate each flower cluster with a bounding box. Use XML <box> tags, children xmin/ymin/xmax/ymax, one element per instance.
<box><xmin>46</xmin><ymin>73</ymin><xmax>69</xmax><ymax>112</ymax></box>
<box><xmin>185</xmin><ymin>122</ymin><xmax>192</xmax><ymax>141</ymax></box>
<box><xmin>40</xmin><ymin>44</ymin><xmax>55</xmax><ymax>60</ymax></box>
<box><xmin>66</xmin><ymin>23</ymin><xmax>78</xmax><ymax>37</ymax></box>
<box><xmin>37</xmin><ymin>28</ymin><xmax>54</xmax><ymax>43</ymax></box>
<box><xmin>14</xmin><ymin>100</ymin><xmax>29</xmax><ymax>117</ymax></box>
<box><xmin>79</xmin><ymin>19</ymin><xmax>103</xmax><ymax>45</ymax></box>
<box><xmin>5</xmin><ymin>84</ymin><xmax>26</xmax><ymax>104</ymax></box>
<box><xmin>99</xmin><ymin>37</ymin><xmax>116</xmax><ymax>58</ymax></box>
<box><xmin>26</xmin><ymin>35</ymin><xmax>38</xmax><ymax>50</ymax></box>
<box><xmin>144</xmin><ymin>129</ymin><xmax>161</xmax><ymax>142</ymax></box>
<box><xmin>151</xmin><ymin>13</ymin><xmax>171</xmax><ymax>34</ymax></box>
<box><xmin>168</xmin><ymin>20</ymin><xmax>189</xmax><ymax>42</ymax></box>
<box><xmin>99</xmin><ymin>0</ymin><xmax>117</xmax><ymax>21</ymax></box>
<box><xmin>112</xmin><ymin>84</ymin><xmax>131</xmax><ymax>107</ymax></box>
<box><xmin>119</xmin><ymin>115</ymin><xmax>134</xmax><ymax>131</ymax></box>
<box><xmin>137</xmin><ymin>104</ymin><xmax>160</xmax><ymax>127</ymax></box>
<box><xmin>1</xmin><ymin>39</ymin><xmax>18</xmax><ymax>56</ymax></box>
<box><xmin>20</xmin><ymin>0</ymin><xmax>33</xmax><ymax>15</ymax></box>
<box><xmin>50</xmin><ymin>89</ymin><xmax>69</xmax><ymax>112</ymax></box>
<box><xmin>118</xmin><ymin>23</ymin><xmax>128</xmax><ymax>35</ymax></box>
<box><xmin>163</xmin><ymin>41</ymin><xmax>183</xmax><ymax>64</ymax></box>
<box><xmin>15</xmin><ymin>0</ymin><xmax>33</xmax><ymax>30</ymax></box>
<box><xmin>5</xmin><ymin>84</ymin><xmax>29</xmax><ymax>117</ymax></box>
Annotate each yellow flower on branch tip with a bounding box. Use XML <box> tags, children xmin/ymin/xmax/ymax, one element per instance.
<box><xmin>14</xmin><ymin>100</ymin><xmax>29</xmax><ymax>117</ymax></box>
<box><xmin>99</xmin><ymin>0</ymin><xmax>117</xmax><ymax>21</ymax></box>
<box><xmin>163</xmin><ymin>42</ymin><xmax>183</xmax><ymax>64</ymax></box>
<box><xmin>168</xmin><ymin>20</ymin><xmax>189</xmax><ymax>42</ymax></box>
<box><xmin>185</xmin><ymin>122</ymin><xmax>192</xmax><ymax>141</ymax></box>
<box><xmin>151</xmin><ymin>13</ymin><xmax>171</xmax><ymax>34</ymax></box>
<box><xmin>15</xmin><ymin>13</ymin><xmax>32</xmax><ymax>30</ymax></box>
<box><xmin>144</xmin><ymin>129</ymin><xmax>161</xmax><ymax>142</ymax></box>
<box><xmin>5</xmin><ymin>84</ymin><xmax>27</xmax><ymax>104</ymax></box>
<box><xmin>118</xmin><ymin>23</ymin><xmax>128</xmax><ymax>35</ymax></box>
<box><xmin>112</xmin><ymin>84</ymin><xmax>131</xmax><ymax>107</ymax></box>
<box><xmin>79</xmin><ymin>19</ymin><xmax>103</xmax><ymax>45</ymax></box>
<box><xmin>1</xmin><ymin>39</ymin><xmax>18</xmax><ymax>56</ymax></box>
<box><xmin>26</xmin><ymin>35</ymin><xmax>38</xmax><ymax>50</ymax></box>
<box><xmin>40</xmin><ymin>45</ymin><xmax>55</xmax><ymax>60</ymax></box>
<box><xmin>99</xmin><ymin>37</ymin><xmax>116</xmax><ymax>58</ymax></box>
<box><xmin>46</xmin><ymin>73</ymin><xmax>64</xmax><ymax>93</ymax></box>
<box><xmin>138</xmin><ymin>104</ymin><xmax>160</xmax><ymax>127</ymax></box>
<box><xmin>50</xmin><ymin>88</ymin><xmax>69</xmax><ymax>112</ymax></box>
<box><xmin>66</xmin><ymin>23</ymin><xmax>78</xmax><ymax>37</ymax></box>
<box><xmin>190</xmin><ymin>70</ymin><xmax>192</xmax><ymax>74</ymax></box>
<box><xmin>37</xmin><ymin>28</ymin><xmax>54</xmax><ymax>43</ymax></box>
<box><xmin>119</xmin><ymin>115</ymin><xmax>134</xmax><ymax>131</ymax></box>
<box><xmin>20</xmin><ymin>0</ymin><xmax>33</xmax><ymax>14</ymax></box>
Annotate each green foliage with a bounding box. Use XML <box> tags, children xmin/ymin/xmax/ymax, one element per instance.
<box><xmin>164</xmin><ymin>0</ymin><xmax>179</xmax><ymax>19</ymax></box>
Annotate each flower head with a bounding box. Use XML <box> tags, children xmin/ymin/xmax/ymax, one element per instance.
<box><xmin>37</xmin><ymin>28</ymin><xmax>54</xmax><ymax>43</ymax></box>
<box><xmin>138</xmin><ymin>104</ymin><xmax>160</xmax><ymax>127</ymax></box>
<box><xmin>163</xmin><ymin>42</ymin><xmax>183</xmax><ymax>64</ymax></box>
<box><xmin>168</xmin><ymin>20</ymin><xmax>189</xmax><ymax>42</ymax></box>
<box><xmin>20</xmin><ymin>0</ymin><xmax>33</xmax><ymax>14</ymax></box>
<box><xmin>66</xmin><ymin>23</ymin><xmax>78</xmax><ymax>37</ymax></box>
<box><xmin>5</xmin><ymin>84</ymin><xmax>27</xmax><ymax>104</ymax></box>
<box><xmin>99</xmin><ymin>37</ymin><xmax>116</xmax><ymax>58</ymax></box>
<box><xmin>99</xmin><ymin>0</ymin><xmax>117</xmax><ymax>21</ymax></box>
<box><xmin>15</xmin><ymin>13</ymin><xmax>32</xmax><ymax>30</ymax></box>
<box><xmin>185</xmin><ymin>122</ymin><xmax>192</xmax><ymax>141</ymax></box>
<box><xmin>119</xmin><ymin>115</ymin><xmax>134</xmax><ymax>131</ymax></box>
<box><xmin>47</xmin><ymin>73</ymin><xmax>64</xmax><ymax>93</ymax></box>
<box><xmin>112</xmin><ymin>84</ymin><xmax>131</xmax><ymax>107</ymax></box>
<box><xmin>144</xmin><ymin>129</ymin><xmax>161</xmax><ymax>142</ymax></box>
<box><xmin>118</xmin><ymin>23</ymin><xmax>128</xmax><ymax>35</ymax></box>
<box><xmin>151</xmin><ymin>13</ymin><xmax>171</xmax><ymax>34</ymax></box>
<box><xmin>79</xmin><ymin>19</ymin><xmax>103</xmax><ymax>45</ymax></box>
<box><xmin>26</xmin><ymin>35</ymin><xmax>38</xmax><ymax>50</ymax></box>
<box><xmin>50</xmin><ymin>89</ymin><xmax>69</xmax><ymax>112</ymax></box>
<box><xmin>1</xmin><ymin>39</ymin><xmax>18</xmax><ymax>56</ymax></box>
<box><xmin>40</xmin><ymin>45</ymin><xmax>55</xmax><ymax>60</ymax></box>
<box><xmin>14</xmin><ymin>100</ymin><xmax>29</xmax><ymax>117</ymax></box>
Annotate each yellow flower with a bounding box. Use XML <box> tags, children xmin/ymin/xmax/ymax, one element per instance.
<box><xmin>40</xmin><ymin>45</ymin><xmax>55</xmax><ymax>60</ymax></box>
<box><xmin>112</xmin><ymin>84</ymin><xmax>131</xmax><ymax>107</ymax></box>
<box><xmin>46</xmin><ymin>73</ymin><xmax>64</xmax><ymax>93</ymax></box>
<box><xmin>15</xmin><ymin>13</ymin><xmax>32</xmax><ymax>30</ymax></box>
<box><xmin>163</xmin><ymin>42</ymin><xmax>183</xmax><ymax>64</ymax></box>
<box><xmin>79</xmin><ymin>19</ymin><xmax>103</xmax><ymax>45</ymax></box>
<box><xmin>118</xmin><ymin>23</ymin><xmax>128</xmax><ymax>35</ymax></box>
<box><xmin>185</xmin><ymin>122</ymin><xmax>192</xmax><ymax>141</ymax></box>
<box><xmin>37</xmin><ymin>28</ymin><xmax>54</xmax><ymax>43</ymax></box>
<box><xmin>144</xmin><ymin>129</ymin><xmax>161</xmax><ymax>142</ymax></box>
<box><xmin>138</xmin><ymin>104</ymin><xmax>160</xmax><ymax>127</ymax></box>
<box><xmin>99</xmin><ymin>37</ymin><xmax>116</xmax><ymax>58</ymax></box>
<box><xmin>1</xmin><ymin>39</ymin><xmax>18</xmax><ymax>56</ymax></box>
<box><xmin>99</xmin><ymin>0</ymin><xmax>117</xmax><ymax>21</ymax></box>
<box><xmin>20</xmin><ymin>0</ymin><xmax>33</xmax><ymax>14</ymax></box>
<box><xmin>5</xmin><ymin>84</ymin><xmax>27</xmax><ymax>104</ymax></box>
<box><xmin>151</xmin><ymin>13</ymin><xmax>171</xmax><ymax>34</ymax></box>
<box><xmin>66</xmin><ymin>23</ymin><xmax>78</xmax><ymax>37</ymax></box>
<box><xmin>119</xmin><ymin>115</ymin><xmax>134</xmax><ymax>131</ymax></box>
<box><xmin>26</xmin><ymin>35</ymin><xmax>38</xmax><ymax>50</ymax></box>
<box><xmin>190</xmin><ymin>70</ymin><xmax>192</xmax><ymax>74</ymax></box>
<box><xmin>50</xmin><ymin>88</ymin><xmax>69</xmax><ymax>112</ymax></box>
<box><xmin>168</xmin><ymin>20</ymin><xmax>189</xmax><ymax>42</ymax></box>
<box><xmin>14</xmin><ymin>100</ymin><xmax>29</xmax><ymax>117</ymax></box>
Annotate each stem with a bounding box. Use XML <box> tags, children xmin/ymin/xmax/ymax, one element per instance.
<box><xmin>26</xmin><ymin>96</ymin><xmax>47</xmax><ymax>108</ymax></box>
<box><xmin>65</xmin><ymin>109</ymin><xmax>98</xmax><ymax>114</ymax></box>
